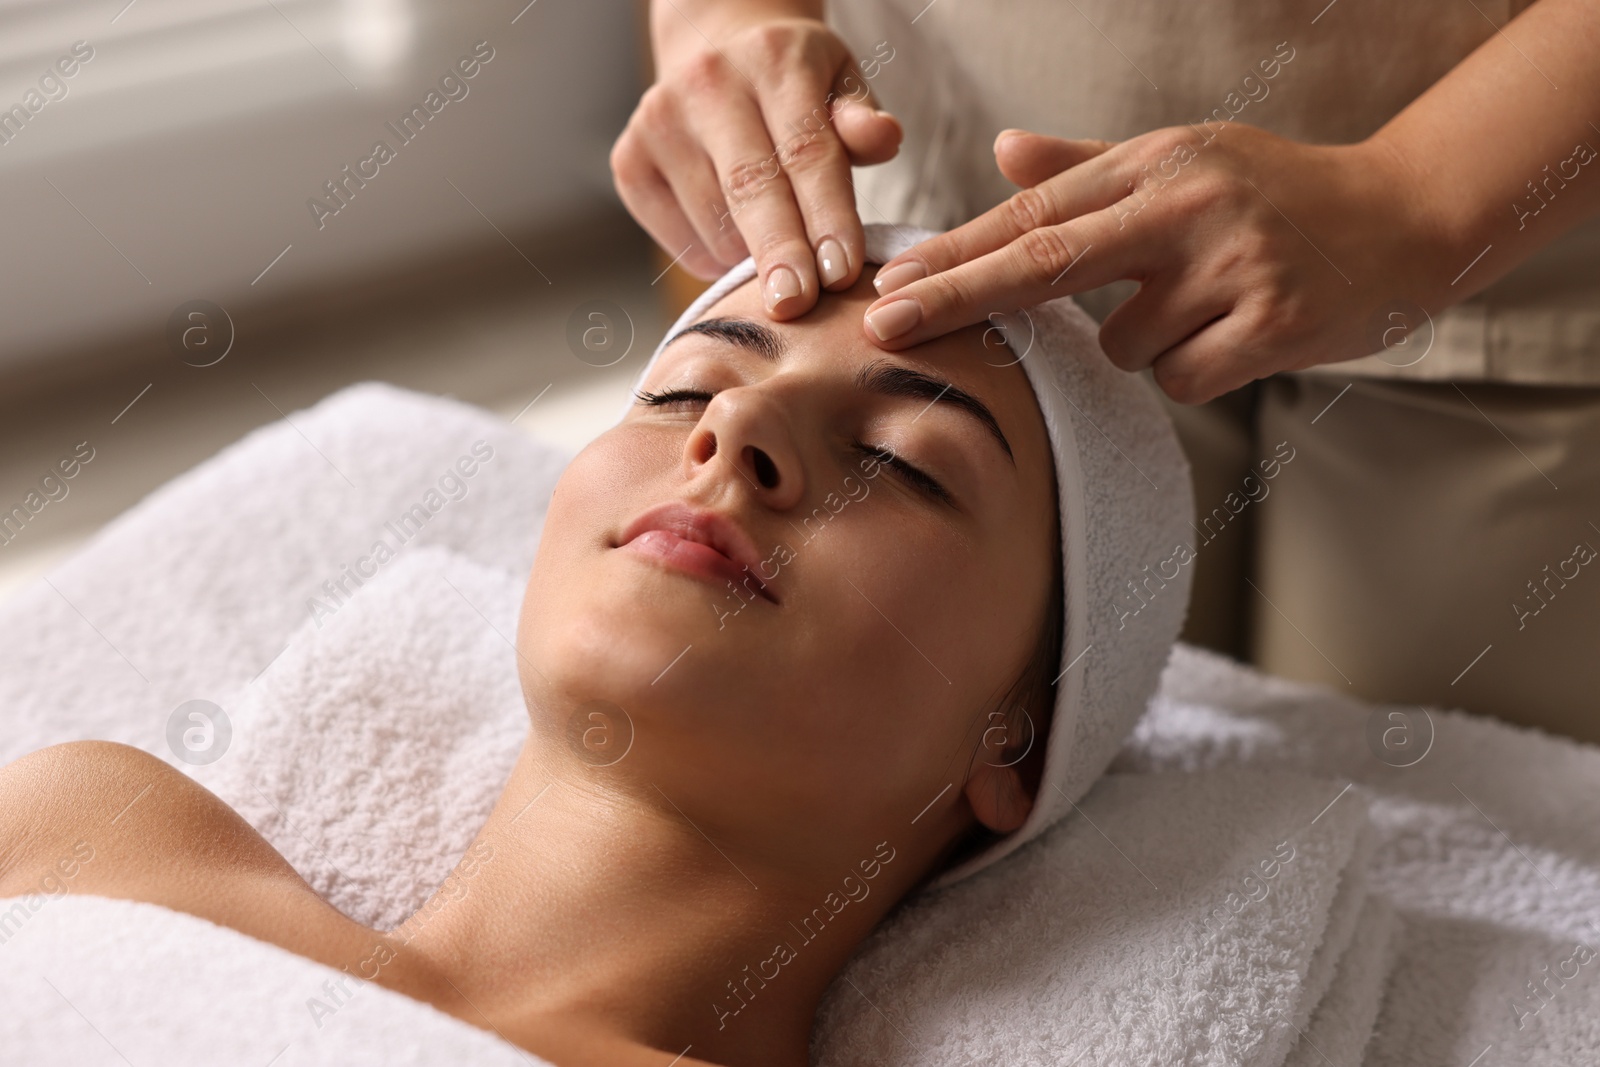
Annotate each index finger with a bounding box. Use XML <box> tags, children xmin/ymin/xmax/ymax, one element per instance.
<box><xmin>871</xmin><ymin>146</ymin><xmax>1132</xmax><ymax>295</ymax></box>
<box><xmin>860</xmin><ymin>207</ymin><xmax>1152</xmax><ymax>350</ymax></box>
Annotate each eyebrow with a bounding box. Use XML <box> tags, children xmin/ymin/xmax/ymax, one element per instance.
<box><xmin>661</xmin><ymin>316</ymin><xmax>1014</xmax><ymax>463</ymax></box>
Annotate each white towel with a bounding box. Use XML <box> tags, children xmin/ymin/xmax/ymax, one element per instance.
<box><xmin>1290</xmin><ymin>822</ymin><xmax>1377</xmax><ymax>1048</ymax></box>
<box><xmin>204</xmin><ymin>547</ymin><xmax>529</xmax><ymax>929</ymax></box>
<box><xmin>811</xmin><ymin>768</ymin><xmax>1374</xmax><ymax>1067</ymax></box>
<box><xmin>0</xmin><ymin>897</ymin><xmax>540</xmax><ymax>1067</ymax></box>
<box><xmin>0</xmin><ymin>382</ymin><xmax>562</xmax><ymax>765</ymax></box>
<box><xmin>10</xmin><ymin>382</ymin><xmax>1572</xmax><ymax>1064</ymax></box>
<box><xmin>1283</xmin><ymin>895</ymin><xmax>1400</xmax><ymax>1067</ymax></box>
<box><xmin>1118</xmin><ymin>644</ymin><xmax>1600</xmax><ymax>1064</ymax></box>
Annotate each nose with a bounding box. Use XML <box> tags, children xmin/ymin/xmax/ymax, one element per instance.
<box><xmin>684</xmin><ymin>386</ymin><xmax>806</xmax><ymax>511</ymax></box>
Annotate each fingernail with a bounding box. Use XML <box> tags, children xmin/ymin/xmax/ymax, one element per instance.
<box><xmin>765</xmin><ymin>266</ymin><xmax>802</xmax><ymax>313</ymax></box>
<box><xmin>865</xmin><ymin>299</ymin><xmax>920</xmax><ymax>342</ymax></box>
<box><xmin>872</xmin><ymin>260</ymin><xmax>926</xmax><ymax>295</ymax></box>
<box><xmin>816</xmin><ymin>238</ymin><xmax>849</xmax><ymax>288</ymax></box>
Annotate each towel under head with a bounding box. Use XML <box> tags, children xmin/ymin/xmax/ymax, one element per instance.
<box><xmin>628</xmin><ymin>222</ymin><xmax>1194</xmax><ymax>889</ymax></box>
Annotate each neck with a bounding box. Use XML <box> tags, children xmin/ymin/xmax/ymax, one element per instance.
<box><xmin>395</xmin><ymin>734</ymin><xmax>915</xmax><ymax>1067</ymax></box>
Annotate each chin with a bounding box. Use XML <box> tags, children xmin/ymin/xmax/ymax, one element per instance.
<box><xmin>516</xmin><ymin>559</ymin><xmax>731</xmax><ymax>711</ymax></box>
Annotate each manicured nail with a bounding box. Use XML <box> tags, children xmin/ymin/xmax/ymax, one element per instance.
<box><xmin>765</xmin><ymin>266</ymin><xmax>802</xmax><ymax>313</ymax></box>
<box><xmin>872</xmin><ymin>260</ymin><xmax>926</xmax><ymax>296</ymax></box>
<box><xmin>865</xmin><ymin>299</ymin><xmax>920</xmax><ymax>342</ymax></box>
<box><xmin>816</xmin><ymin>238</ymin><xmax>849</xmax><ymax>288</ymax></box>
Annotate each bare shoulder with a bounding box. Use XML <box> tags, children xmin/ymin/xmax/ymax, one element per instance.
<box><xmin>0</xmin><ymin>741</ymin><xmax>384</xmax><ymax>973</ymax></box>
<box><xmin>0</xmin><ymin>740</ymin><xmax>295</xmax><ymax>893</ymax></box>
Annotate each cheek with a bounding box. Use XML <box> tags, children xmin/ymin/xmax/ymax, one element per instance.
<box><xmin>530</xmin><ymin>423</ymin><xmax>682</xmax><ymax>569</ymax></box>
<box><xmin>835</xmin><ymin>511</ymin><xmax>1044</xmax><ymax>745</ymax></box>
<box><xmin>779</xmin><ymin>513</ymin><xmax>999</xmax><ymax>780</ymax></box>
<box><xmin>526</xmin><ymin>443</ymin><xmax>626</xmax><ymax>598</ymax></box>
<box><xmin>515</xmin><ymin>433</ymin><xmax>665</xmax><ymax>692</ymax></box>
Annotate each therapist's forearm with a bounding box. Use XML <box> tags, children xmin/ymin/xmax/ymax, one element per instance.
<box><xmin>649</xmin><ymin>0</ymin><xmax>825</xmax><ymax>75</ymax></box>
<box><xmin>1370</xmin><ymin>0</ymin><xmax>1600</xmax><ymax>296</ymax></box>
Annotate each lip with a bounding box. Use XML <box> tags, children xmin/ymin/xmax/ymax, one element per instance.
<box><xmin>614</xmin><ymin>502</ymin><xmax>780</xmax><ymax>604</ymax></box>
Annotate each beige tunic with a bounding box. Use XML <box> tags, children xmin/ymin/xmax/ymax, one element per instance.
<box><xmin>830</xmin><ymin>0</ymin><xmax>1600</xmax><ymax>385</ymax></box>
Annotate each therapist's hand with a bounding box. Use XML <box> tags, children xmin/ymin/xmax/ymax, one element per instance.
<box><xmin>612</xmin><ymin>11</ymin><xmax>902</xmax><ymax>316</ymax></box>
<box><xmin>862</xmin><ymin>125</ymin><xmax>1449</xmax><ymax>404</ymax></box>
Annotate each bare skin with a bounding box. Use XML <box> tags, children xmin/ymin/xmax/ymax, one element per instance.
<box><xmin>0</xmin><ymin>272</ymin><xmax>1059</xmax><ymax>1067</ymax></box>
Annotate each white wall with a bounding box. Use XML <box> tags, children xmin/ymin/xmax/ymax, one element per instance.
<box><xmin>0</xmin><ymin>0</ymin><xmax>642</xmax><ymax>370</ymax></box>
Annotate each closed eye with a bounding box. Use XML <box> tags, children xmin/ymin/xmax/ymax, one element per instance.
<box><xmin>853</xmin><ymin>441</ymin><xmax>952</xmax><ymax>504</ymax></box>
<box><xmin>634</xmin><ymin>387</ymin><xmax>953</xmax><ymax>505</ymax></box>
<box><xmin>634</xmin><ymin>387</ymin><xmax>714</xmax><ymax>408</ymax></box>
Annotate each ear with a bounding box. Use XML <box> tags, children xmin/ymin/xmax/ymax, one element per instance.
<box><xmin>962</xmin><ymin>752</ymin><xmax>1035</xmax><ymax>835</ymax></box>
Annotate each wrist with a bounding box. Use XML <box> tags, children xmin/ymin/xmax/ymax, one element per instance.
<box><xmin>1357</xmin><ymin>128</ymin><xmax>1485</xmax><ymax>297</ymax></box>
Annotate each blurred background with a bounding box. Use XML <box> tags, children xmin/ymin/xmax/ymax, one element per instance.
<box><xmin>0</xmin><ymin>0</ymin><xmax>708</xmax><ymax>601</ymax></box>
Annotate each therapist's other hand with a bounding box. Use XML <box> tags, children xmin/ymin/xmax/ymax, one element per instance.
<box><xmin>863</xmin><ymin>125</ymin><xmax>1445</xmax><ymax>403</ymax></box>
<box><xmin>612</xmin><ymin>14</ymin><xmax>902</xmax><ymax>317</ymax></box>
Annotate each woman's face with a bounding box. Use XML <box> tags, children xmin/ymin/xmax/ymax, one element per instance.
<box><xmin>517</xmin><ymin>272</ymin><xmax>1057</xmax><ymax>863</ymax></box>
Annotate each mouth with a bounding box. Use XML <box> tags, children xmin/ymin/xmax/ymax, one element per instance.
<box><xmin>613</xmin><ymin>502</ymin><xmax>780</xmax><ymax>605</ymax></box>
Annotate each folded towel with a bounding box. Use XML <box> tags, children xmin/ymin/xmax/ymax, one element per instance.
<box><xmin>1118</xmin><ymin>644</ymin><xmax>1600</xmax><ymax>1065</ymax></box>
<box><xmin>1289</xmin><ymin>820</ymin><xmax>1376</xmax><ymax>1049</ymax></box>
<box><xmin>811</xmin><ymin>768</ymin><xmax>1374</xmax><ymax>1067</ymax></box>
<box><xmin>1283</xmin><ymin>895</ymin><xmax>1400</xmax><ymax>1067</ymax></box>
